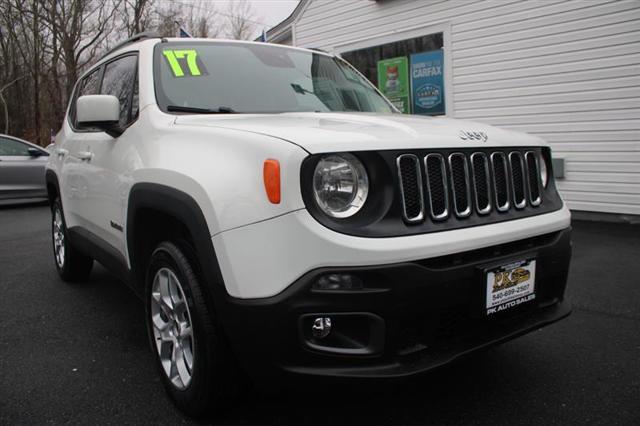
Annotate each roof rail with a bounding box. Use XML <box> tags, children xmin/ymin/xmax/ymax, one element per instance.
<box><xmin>99</xmin><ymin>32</ymin><xmax>163</xmax><ymax>61</ymax></box>
<box><xmin>306</xmin><ymin>47</ymin><xmax>330</xmax><ymax>54</ymax></box>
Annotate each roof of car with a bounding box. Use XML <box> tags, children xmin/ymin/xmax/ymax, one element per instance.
<box><xmin>101</xmin><ymin>33</ymin><xmax>334</xmax><ymax>63</ymax></box>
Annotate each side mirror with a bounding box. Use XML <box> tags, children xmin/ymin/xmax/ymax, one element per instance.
<box><xmin>76</xmin><ymin>95</ymin><xmax>123</xmax><ymax>137</ymax></box>
<box><xmin>27</xmin><ymin>147</ymin><xmax>47</xmax><ymax>157</ymax></box>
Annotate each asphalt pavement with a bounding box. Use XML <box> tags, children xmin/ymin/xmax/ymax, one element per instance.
<box><xmin>0</xmin><ymin>204</ymin><xmax>639</xmax><ymax>425</ymax></box>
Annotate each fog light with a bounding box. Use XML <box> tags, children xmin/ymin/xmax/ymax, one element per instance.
<box><xmin>312</xmin><ymin>317</ymin><xmax>332</xmax><ymax>339</ymax></box>
<box><xmin>314</xmin><ymin>274</ymin><xmax>363</xmax><ymax>291</ymax></box>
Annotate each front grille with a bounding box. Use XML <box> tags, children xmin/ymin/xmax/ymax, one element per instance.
<box><xmin>396</xmin><ymin>148</ymin><xmax>545</xmax><ymax>225</ymax></box>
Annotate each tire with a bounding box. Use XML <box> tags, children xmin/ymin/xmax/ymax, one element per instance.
<box><xmin>51</xmin><ymin>197</ymin><xmax>93</xmax><ymax>282</ymax></box>
<box><xmin>145</xmin><ymin>241</ymin><xmax>241</xmax><ymax>417</ymax></box>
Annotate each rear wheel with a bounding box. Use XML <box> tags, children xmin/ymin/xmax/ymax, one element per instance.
<box><xmin>145</xmin><ymin>241</ymin><xmax>241</xmax><ymax>417</ymax></box>
<box><xmin>52</xmin><ymin>197</ymin><xmax>93</xmax><ymax>281</ymax></box>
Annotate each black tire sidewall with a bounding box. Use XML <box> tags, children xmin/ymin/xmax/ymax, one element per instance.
<box><xmin>144</xmin><ymin>241</ymin><xmax>222</xmax><ymax>417</ymax></box>
<box><xmin>52</xmin><ymin>198</ymin><xmax>73</xmax><ymax>278</ymax></box>
<box><xmin>51</xmin><ymin>197</ymin><xmax>92</xmax><ymax>281</ymax></box>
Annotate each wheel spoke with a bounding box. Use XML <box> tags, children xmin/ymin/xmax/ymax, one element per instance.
<box><xmin>169</xmin><ymin>341</ymin><xmax>181</xmax><ymax>385</ymax></box>
<box><xmin>52</xmin><ymin>208</ymin><xmax>66</xmax><ymax>268</ymax></box>
<box><xmin>151</xmin><ymin>312</ymin><xmax>170</xmax><ymax>332</ymax></box>
<box><xmin>175</xmin><ymin>343</ymin><xmax>191</xmax><ymax>386</ymax></box>
<box><xmin>179</xmin><ymin>323</ymin><xmax>192</xmax><ymax>339</ymax></box>
<box><xmin>182</xmin><ymin>335</ymin><xmax>194</xmax><ymax>371</ymax></box>
<box><xmin>158</xmin><ymin>270</ymin><xmax>171</xmax><ymax>303</ymax></box>
<box><xmin>173</xmin><ymin>296</ymin><xmax>187</xmax><ymax>316</ymax></box>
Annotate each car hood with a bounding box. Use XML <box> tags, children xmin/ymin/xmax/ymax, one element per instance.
<box><xmin>173</xmin><ymin>112</ymin><xmax>544</xmax><ymax>154</ymax></box>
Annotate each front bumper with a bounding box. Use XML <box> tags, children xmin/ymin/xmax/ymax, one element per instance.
<box><xmin>219</xmin><ymin>227</ymin><xmax>572</xmax><ymax>383</ymax></box>
<box><xmin>213</xmin><ymin>206</ymin><xmax>571</xmax><ymax>299</ymax></box>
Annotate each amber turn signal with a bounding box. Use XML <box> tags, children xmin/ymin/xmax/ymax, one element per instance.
<box><xmin>263</xmin><ymin>159</ymin><xmax>281</xmax><ymax>204</ymax></box>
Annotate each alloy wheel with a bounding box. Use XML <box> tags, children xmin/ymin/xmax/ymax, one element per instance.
<box><xmin>150</xmin><ymin>267</ymin><xmax>195</xmax><ymax>390</ymax></box>
<box><xmin>53</xmin><ymin>208</ymin><xmax>65</xmax><ymax>269</ymax></box>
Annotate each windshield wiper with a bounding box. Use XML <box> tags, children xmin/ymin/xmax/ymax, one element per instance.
<box><xmin>167</xmin><ymin>105</ymin><xmax>236</xmax><ymax>114</ymax></box>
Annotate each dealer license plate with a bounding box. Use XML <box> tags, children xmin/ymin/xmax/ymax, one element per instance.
<box><xmin>485</xmin><ymin>259</ymin><xmax>536</xmax><ymax>315</ymax></box>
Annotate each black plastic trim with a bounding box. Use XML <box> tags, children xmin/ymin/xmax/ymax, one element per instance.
<box><xmin>45</xmin><ymin>169</ymin><xmax>59</xmax><ymax>205</ymax></box>
<box><xmin>66</xmin><ymin>226</ymin><xmax>131</xmax><ymax>285</ymax></box>
<box><xmin>126</xmin><ymin>183</ymin><xmax>227</xmax><ymax>302</ymax></box>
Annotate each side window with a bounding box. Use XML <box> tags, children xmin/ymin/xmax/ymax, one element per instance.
<box><xmin>79</xmin><ymin>68</ymin><xmax>101</xmax><ymax>96</ymax></box>
<box><xmin>131</xmin><ymin>77</ymin><xmax>139</xmax><ymax>121</ymax></box>
<box><xmin>0</xmin><ymin>137</ymin><xmax>31</xmax><ymax>156</ymax></box>
<box><xmin>70</xmin><ymin>67</ymin><xmax>101</xmax><ymax>127</ymax></box>
<box><xmin>101</xmin><ymin>55</ymin><xmax>138</xmax><ymax>127</ymax></box>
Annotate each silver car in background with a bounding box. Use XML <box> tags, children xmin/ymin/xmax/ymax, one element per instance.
<box><xmin>0</xmin><ymin>134</ymin><xmax>49</xmax><ymax>203</ymax></box>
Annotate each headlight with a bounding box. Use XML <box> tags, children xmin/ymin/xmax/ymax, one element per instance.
<box><xmin>313</xmin><ymin>153</ymin><xmax>369</xmax><ymax>218</ymax></box>
<box><xmin>539</xmin><ymin>153</ymin><xmax>549</xmax><ymax>188</ymax></box>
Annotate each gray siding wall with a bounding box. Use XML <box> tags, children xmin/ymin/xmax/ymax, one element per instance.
<box><xmin>293</xmin><ymin>0</ymin><xmax>640</xmax><ymax>215</ymax></box>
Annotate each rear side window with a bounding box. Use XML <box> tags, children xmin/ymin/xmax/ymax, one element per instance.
<box><xmin>0</xmin><ymin>137</ymin><xmax>31</xmax><ymax>156</ymax></box>
<box><xmin>101</xmin><ymin>55</ymin><xmax>138</xmax><ymax>127</ymax></box>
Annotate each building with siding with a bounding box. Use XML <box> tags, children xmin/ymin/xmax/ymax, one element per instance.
<box><xmin>265</xmin><ymin>0</ymin><xmax>640</xmax><ymax>218</ymax></box>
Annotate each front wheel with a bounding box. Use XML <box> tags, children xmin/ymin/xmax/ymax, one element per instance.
<box><xmin>145</xmin><ymin>241</ymin><xmax>241</xmax><ymax>417</ymax></box>
<box><xmin>51</xmin><ymin>197</ymin><xmax>93</xmax><ymax>281</ymax></box>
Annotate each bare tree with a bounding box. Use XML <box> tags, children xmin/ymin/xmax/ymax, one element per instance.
<box><xmin>0</xmin><ymin>76</ymin><xmax>25</xmax><ymax>134</ymax></box>
<box><xmin>0</xmin><ymin>0</ymin><xmax>262</xmax><ymax>145</ymax></box>
<box><xmin>41</xmin><ymin>0</ymin><xmax>121</xmax><ymax>99</ymax></box>
<box><xmin>0</xmin><ymin>0</ymin><xmax>49</xmax><ymax>141</ymax></box>
<box><xmin>155</xmin><ymin>1</ymin><xmax>220</xmax><ymax>38</ymax></box>
<box><xmin>119</xmin><ymin>0</ymin><xmax>155</xmax><ymax>37</ymax></box>
<box><xmin>225</xmin><ymin>0</ymin><xmax>255</xmax><ymax>40</ymax></box>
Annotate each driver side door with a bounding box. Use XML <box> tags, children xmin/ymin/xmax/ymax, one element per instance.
<box><xmin>75</xmin><ymin>53</ymin><xmax>139</xmax><ymax>256</ymax></box>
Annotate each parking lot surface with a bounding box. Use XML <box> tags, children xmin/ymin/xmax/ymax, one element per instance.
<box><xmin>1</xmin><ymin>204</ymin><xmax>639</xmax><ymax>425</ymax></box>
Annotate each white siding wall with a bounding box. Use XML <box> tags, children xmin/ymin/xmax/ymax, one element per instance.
<box><xmin>293</xmin><ymin>0</ymin><xmax>640</xmax><ymax>215</ymax></box>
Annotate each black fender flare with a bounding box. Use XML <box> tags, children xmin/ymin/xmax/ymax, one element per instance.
<box><xmin>45</xmin><ymin>169</ymin><xmax>60</xmax><ymax>205</ymax></box>
<box><xmin>126</xmin><ymin>183</ymin><xmax>227</xmax><ymax>305</ymax></box>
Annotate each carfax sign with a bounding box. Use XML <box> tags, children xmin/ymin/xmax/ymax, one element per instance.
<box><xmin>377</xmin><ymin>56</ymin><xmax>410</xmax><ymax>113</ymax></box>
<box><xmin>410</xmin><ymin>50</ymin><xmax>445</xmax><ymax>115</ymax></box>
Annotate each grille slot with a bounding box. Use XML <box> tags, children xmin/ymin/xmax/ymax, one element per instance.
<box><xmin>424</xmin><ymin>154</ymin><xmax>449</xmax><ymax>220</ymax></box>
<box><xmin>470</xmin><ymin>152</ymin><xmax>491</xmax><ymax>215</ymax></box>
<box><xmin>491</xmin><ymin>152</ymin><xmax>510</xmax><ymax>212</ymax></box>
<box><xmin>525</xmin><ymin>151</ymin><xmax>542</xmax><ymax>206</ymax></box>
<box><xmin>397</xmin><ymin>154</ymin><xmax>425</xmax><ymax>223</ymax></box>
<box><xmin>509</xmin><ymin>152</ymin><xmax>526</xmax><ymax>209</ymax></box>
<box><xmin>448</xmin><ymin>153</ymin><xmax>472</xmax><ymax>218</ymax></box>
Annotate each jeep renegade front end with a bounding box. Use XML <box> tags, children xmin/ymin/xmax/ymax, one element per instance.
<box><xmin>46</xmin><ymin>35</ymin><xmax>571</xmax><ymax>416</ymax></box>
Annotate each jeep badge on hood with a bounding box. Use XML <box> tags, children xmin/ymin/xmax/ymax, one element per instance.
<box><xmin>459</xmin><ymin>130</ymin><xmax>488</xmax><ymax>142</ymax></box>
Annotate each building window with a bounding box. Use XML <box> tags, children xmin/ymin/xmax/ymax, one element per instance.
<box><xmin>342</xmin><ymin>33</ymin><xmax>445</xmax><ymax>115</ymax></box>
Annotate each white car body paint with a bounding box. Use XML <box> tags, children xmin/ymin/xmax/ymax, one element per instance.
<box><xmin>214</xmin><ymin>207</ymin><xmax>571</xmax><ymax>299</ymax></box>
<box><xmin>47</xmin><ymin>38</ymin><xmax>569</xmax><ymax>299</ymax></box>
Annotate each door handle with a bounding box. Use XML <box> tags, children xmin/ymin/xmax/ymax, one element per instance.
<box><xmin>56</xmin><ymin>148</ymin><xmax>69</xmax><ymax>157</ymax></box>
<box><xmin>77</xmin><ymin>151</ymin><xmax>93</xmax><ymax>161</ymax></box>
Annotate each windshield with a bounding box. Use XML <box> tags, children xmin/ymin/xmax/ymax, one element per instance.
<box><xmin>154</xmin><ymin>42</ymin><xmax>396</xmax><ymax>114</ymax></box>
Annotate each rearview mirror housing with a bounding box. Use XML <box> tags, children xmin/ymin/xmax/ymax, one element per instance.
<box><xmin>76</xmin><ymin>95</ymin><xmax>123</xmax><ymax>137</ymax></box>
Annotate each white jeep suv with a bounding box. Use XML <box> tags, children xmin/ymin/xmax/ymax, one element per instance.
<box><xmin>46</xmin><ymin>34</ymin><xmax>572</xmax><ymax>416</ymax></box>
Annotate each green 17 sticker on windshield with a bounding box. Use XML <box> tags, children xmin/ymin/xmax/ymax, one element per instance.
<box><xmin>163</xmin><ymin>50</ymin><xmax>202</xmax><ymax>77</ymax></box>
